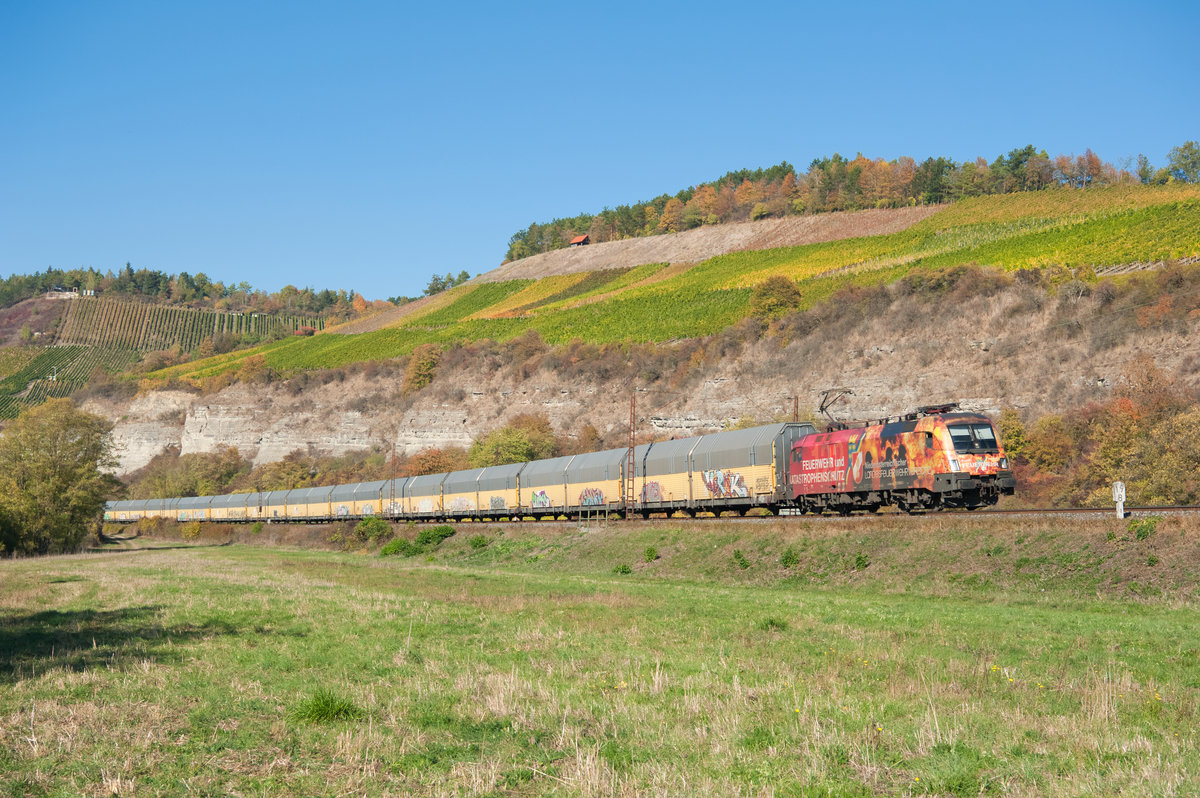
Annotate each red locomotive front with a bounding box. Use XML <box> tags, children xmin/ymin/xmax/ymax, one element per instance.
<box><xmin>788</xmin><ymin>406</ymin><xmax>1015</xmax><ymax>513</ymax></box>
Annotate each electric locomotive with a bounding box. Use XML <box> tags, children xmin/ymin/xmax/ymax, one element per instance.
<box><xmin>788</xmin><ymin>404</ymin><xmax>1015</xmax><ymax>514</ymax></box>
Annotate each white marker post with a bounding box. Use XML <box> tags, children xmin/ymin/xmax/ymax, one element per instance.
<box><xmin>1112</xmin><ymin>481</ymin><xmax>1126</xmax><ymax>519</ymax></box>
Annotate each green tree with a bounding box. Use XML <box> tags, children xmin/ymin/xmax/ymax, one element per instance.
<box><xmin>0</xmin><ymin>399</ymin><xmax>119</xmax><ymax>555</ymax></box>
<box><xmin>468</xmin><ymin>414</ymin><xmax>558</xmax><ymax>467</ymax></box>
<box><xmin>1166</xmin><ymin>140</ymin><xmax>1200</xmax><ymax>183</ymax></box>
<box><xmin>1135</xmin><ymin>153</ymin><xmax>1155</xmax><ymax>185</ymax></box>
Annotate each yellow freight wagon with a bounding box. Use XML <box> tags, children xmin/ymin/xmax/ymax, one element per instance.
<box><xmin>406</xmin><ymin>473</ymin><xmax>446</xmax><ymax>518</ymax></box>
<box><xmin>476</xmin><ymin>463</ymin><xmax>523</xmax><ymax>517</ymax></box>
<box><xmin>521</xmin><ymin>454</ymin><xmax>576</xmax><ymax>517</ymax></box>
<box><xmin>442</xmin><ymin>468</ymin><xmax>485</xmax><ymax>518</ymax></box>
<box><xmin>563</xmin><ymin>447</ymin><xmax>628</xmax><ymax>515</ymax></box>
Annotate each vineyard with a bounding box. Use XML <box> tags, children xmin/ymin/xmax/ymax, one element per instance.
<box><xmin>0</xmin><ymin>346</ymin><xmax>139</xmax><ymax>419</ymax></box>
<box><xmin>0</xmin><ymin>300</ymin><xmax>331</xmax><ymax>419</ymax></box>
<box><xmin>142</xmin><ymin>184</ymin><xmax>1200</xmax><ymax>383</ymax></box>
<box><xmin>56</xmin><ymin>298</ymin><xmax>324</xmax><ymax>351</ymax></box>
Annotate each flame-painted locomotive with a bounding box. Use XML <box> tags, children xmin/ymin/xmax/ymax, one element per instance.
<box><xmin>789</xmin><ymin>404</ymin><xmax>1015</xmax><ymax>513</ymax></box>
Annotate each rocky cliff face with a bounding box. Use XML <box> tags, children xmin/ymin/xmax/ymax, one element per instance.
<box><xmin>87</xmin><ymin>277</ymin><xmax>1198</xmax><ymax>475</ymax></box>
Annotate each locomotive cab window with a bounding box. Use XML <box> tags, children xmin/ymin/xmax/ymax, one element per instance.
<box><xmin>948</xmin><ymin>424</ymin><xmax>1000</xmax><ymax>454</ymax></box>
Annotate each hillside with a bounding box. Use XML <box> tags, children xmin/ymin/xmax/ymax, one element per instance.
<box><xmin>65</xmin><ymin>184</ymin><xmax>1200</xmax><ymax>485</ymax></box>
<box><xmin>137</xmin><ymin>184</ymin><xmax>1200</xmax><ymax>386</ymax></box>
<box><xmin>0</xmin><ymin>298</ymin><xmax>326</xmax><ymax>419</ymax></box>
<box><xmin>483</xmin><ymin>205</ymin><xmax>941</xmax><ymax>283</ymax></box>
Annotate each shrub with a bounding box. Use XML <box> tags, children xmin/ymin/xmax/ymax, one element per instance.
<box><xmin>415</xmin><ymin>524</ymin><xmax>456</xmax><ymax>546</ymax></box>
<box><xmin>402</xmin><ymin>343</ymin><xmax>442</xmax><ymax>394</ymax></box>
<box><xmin>380</xmin><ymin>538</ymin><xmax>414</xmax><ymax>557</ymax></box>
<box><xmin>749</xmin><ymin>276</ymin><xmax>803</xmax><ymax>319</ymax></box>
<box><xmin>327</xmin><ymin>521</ymin><xmax>348</xmax><ymax>545</ymax></box>
<box><xmin>854</xmin><ymin>552</ymin><xmax>871</xmax><ymax>570</ymax></box>
<box><xmin>250</xmin><ymin>521</ymin><xmax>264</xmax><ymax>535</ymax></box>
<box><xmin>354</xmin><ymin>516</ymin><xmax>391</xmax><ymax>543</ymax></box>
<box><xmin>468</xmin><ymin>534</ymin><xmax>491</xmax><ymax>550</ymax></box>
<box><xmin>180</xmin><ymin>521</ymin><xmax>201</xmax><ymax>541</ymax></box>
<box><xmin>613</xmin><ymin>563</ymin><xmax>632</xmax><ymax>575</ymax></box>
<box><xmin>780</xmin><ymin>546</ymin><xmax>799</xmax><ymax>568</ymax></box>
<box><xmin>1129</xmin><ymin>516</ymin><xmax>1160</xmax><ymax>541</ymax></box>
<box><xmin>733</xmin><ymin>550</ymin><xmax>750</xmax><ymax>569</ymax></box>
<box><xmin>137</xmin><ymin>516</ymin><xmax>165</xmax><ymax>534</ymax></box>
<box><xmin>644</xmin><ymin>546</ymin><xmax>659</xmax><ymax>563</ymax></box>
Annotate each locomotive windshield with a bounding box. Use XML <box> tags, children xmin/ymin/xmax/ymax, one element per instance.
<box><xmin>947</xmin><ymin>423</ymin><xmax>1000</xmax><ymax>454</ymax></box>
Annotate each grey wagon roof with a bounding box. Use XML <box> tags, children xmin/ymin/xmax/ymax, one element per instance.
<box><xmin>689</xmin><ymin>424</ymin><xmax>793</xmax><ymax>470</ymax></box>
<box><xmin>211</xmin><ymin>493</ymin><xmax>252</xmax><ymax>509</ymax></box>
<box><xmin>642</xmin><ymin>436</ymin><xmax>703</xmax><ymax>475</ymax></box>
<box><xmin>477</xmin><ymin>462</ymin><xmax>524</xmax><ymax>491</ymax></box>
<box><xmin>520</xmin><ymin>455</ymin><xmax>576</xmax><ymax>487</ymax></box>
<box><xmin>351</xmin><ymin>481</ymin><xmax>387</xmax><ymax>500</ymax></box>
<box><xmin>407</xmin><ymin>473</ymin><xmax>447</xmax><ymax>495</ymax></box>
<box><xmin>443</xmin><ymin>468</ymin><xmax>486</xmax><ymax>494</ymax></box>
<box><xmin>564</xmin><ymin>447</ymin><xmax>627</xmax><ymax>483</ymax></box>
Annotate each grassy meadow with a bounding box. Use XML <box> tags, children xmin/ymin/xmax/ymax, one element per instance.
<box><xmin>2</xmin><ymin>514</ymin><xmax>1198</xmax><ymax>796</ymax></box>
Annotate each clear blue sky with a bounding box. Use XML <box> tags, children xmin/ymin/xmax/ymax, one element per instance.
<box><xmin>2</xmin><ymin>0</ymin><xmax>1197</xmax><ymax>299</ymax></box>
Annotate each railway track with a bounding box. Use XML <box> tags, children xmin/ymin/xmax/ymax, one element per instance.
<box><xmin>468</xmin><ymin>504</ymin><xmax>1200</xmax><ymax>528</ymax></box>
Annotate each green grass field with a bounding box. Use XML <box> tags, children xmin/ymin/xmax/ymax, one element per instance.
<box><xmin>2</xmin><ymin>514</ymin><xmax>1197</xmax><ymax>796</ymax></box>
<box><xmin>141</xmin><ymin>184</ymin><xmax>1200</xmax><ymax>383</ymax></box>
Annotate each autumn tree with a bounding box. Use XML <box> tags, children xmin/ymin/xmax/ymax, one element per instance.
<box><xmin>657</xmin><ymin>198</ymin><xmax>686</xmax><ymax>233</ymax></box>
<box><xmin>0</xmin><ymin>399</ymin><xmax>119</xmax><ymax>555</ymax></box>
<box><xmin>405</xmin><ymin>447</ymin><xmax>469</xmax><ymax>476</ymax></box>
<box><xmin>402</xmin><ymin>344</ymin><xmax>442</xmax><ymax>394</ymax></box>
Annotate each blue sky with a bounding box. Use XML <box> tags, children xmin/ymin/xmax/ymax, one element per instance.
<box><xmin>2</xmin><ymin>0</ymin><xmax>1197</xmax><ymax>299</ymax></box>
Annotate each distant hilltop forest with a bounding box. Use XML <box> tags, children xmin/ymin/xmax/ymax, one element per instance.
<box><xmin>505</xmin><ymin>141</ymin><xmax>1200</xmax><ymax>261</ymax></box>
<box><xmin>0</xmin><ymin>263</ymin><xmax>371</xmax><ymax>318</ymax></box>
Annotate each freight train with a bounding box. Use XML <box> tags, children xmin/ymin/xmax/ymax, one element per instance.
<box><xmin>104</xmin><ymin>405</ymin><xmax>1015</xmax><ymax>524</ymax></box>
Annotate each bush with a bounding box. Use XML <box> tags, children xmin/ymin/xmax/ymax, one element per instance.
<box><xmin>613</xmin><ymin>563</ymin><xmax>632</xmax><ymax>575</ymax></box>
<box><xmin>733</xmin><ymin>550</ymin><xmax>750</xmax><ymax>569</ymax></box>
<box><xmin>380</xmin><ymin>538</ymin><xmax>414</xmax><ymax>557</ymax></box>
<box><xmin>354</xmin><ymin>516</ymin><xmax>391</xmax><ymax>543</ymax></box>
<box><xmin>468</xmin><ymin>534</ymin><xmax>491</xmax><ymax>550</ymax></box>
<box><xmin>644</xmin><ymin>546</ymin><xmax>659</xmax><ymax>563</ymax></box>
<box><xmin>250</xmin><ymin>521</ymin><xmax>264</xmax><ymax>535</ymax></box>
<box><xmin>750</xmin><ymin>276</ymin><xmax>803</xmax><ymax>320</ymax></box>
<box><xmin>1129</xmin><ymin>516</ymin><xmax>1160</xmax><ymax>541</ymax></box>
<box><xmin>415</xmin><ymin>524</ymin><xmax>455</xmax><ymax>546</ymax></box>
<box><xmin>180</xmin><ymin>521</ymin><xmax>201</xmax><ymax>541</ymax></box>
<box><xmin>854</xmin><ymin>552</ymin><xmax>871</xmax><ymax>570</ymax></box>
<box><xmin>780</xmin><ymin>546</ymin><xmax>799</xmax><ymax>568</ymax></box>
<box><xmin>137</xmin><ymin>516</ymin><xmax>165</xmax><ymax>534</ymax></box>
<box><xmin>327</xmin><ymin>521</ymin><xmax>348</xmax><ymax>545</ymax></box>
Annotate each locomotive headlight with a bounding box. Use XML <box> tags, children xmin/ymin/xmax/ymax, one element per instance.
<box><xmin>949</xmin><ymin>457</ymin><xmax>961</xmax><ymax>472</ymax></box>
<box><xmin>999</xmin><ymin>457</ymin><xmax>1008</xmax><ymax>469</ymax></box>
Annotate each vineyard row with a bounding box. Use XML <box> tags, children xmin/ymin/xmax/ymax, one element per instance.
<box><xmin>56</xmin><ymin>298</ymin><xmax>324</xmax><ymax>352</ymax></box>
